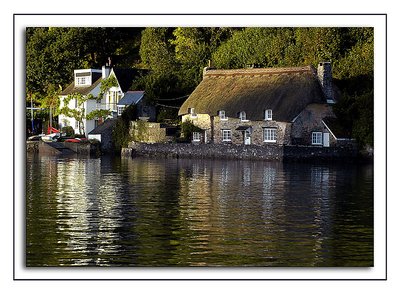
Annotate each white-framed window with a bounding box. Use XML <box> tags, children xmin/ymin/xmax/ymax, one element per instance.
<box><xmin>239</xmin><ymin>111</ymin><xmax>248</xmax><ymax>121</ymax></box>
<box><xmin>192</xmin><ymin>132</ymin><xmax>201</xmax><ymax>142</ymax></box>
<box><xmin>222</xmin><ymin>129</ymin><xmax>232</xmax><ymax>142</ymax></box>
<box><xmin>312</xmin><ymin>132</ymin><xmax>323</xmax><ymax>145</ymax></box>
<box><xmin>263</xmin><ymin>128</ymin><xmax>277</xmax><ymax>143</ymax></box>
<box><xmin>219</xmin><ymin>110</ymin><xmax>227</xmax><ymax>120</ymax></box>
<box><xmin>265</xmin><ymin>109</ymin><xmax>273</xmax><ymax>120</ymax></box>
<box><xmin>117</xmin><ymin>105</ymin><xmax>125</xmax><ymax>116</ymax></box>
<box><xmin>189</xmin><ymin>108</ymin><xmax>197</xmax><ymax>117</ymax></box>
<box><xmin>75</xmin><ymin>76</ymin><xmax>90</xmax><ymax>86</ymax></box>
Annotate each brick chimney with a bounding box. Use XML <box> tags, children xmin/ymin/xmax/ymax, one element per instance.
<box><xmin>317</xmin><ymin>62</ymin><xmax>334</xmax><ymax>103</ymax></box>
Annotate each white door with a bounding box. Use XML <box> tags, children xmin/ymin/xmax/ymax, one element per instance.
<box><xmin>323</xmin><ymin>133</ymin><xmax>330</xmax><ymax>147</ymax></box>
<box><xmin>244</xmin><ymin>130</ymin><xmax>251</xmax><ymax>145</ymax></box>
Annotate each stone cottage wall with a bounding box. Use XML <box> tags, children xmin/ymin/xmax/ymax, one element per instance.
<box><xmin>291</xmin><ymin>103</ymin><xmax>335</xmax><ymax>146</ymax></box>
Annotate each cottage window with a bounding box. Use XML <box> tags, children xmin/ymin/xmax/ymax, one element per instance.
<box><xmin>265</xmin><ymin>109</ymin><xmax>273</xmax><ymax>120</ymax></box>
<box><xmin>263</xmin><ymin>128</ymin><xmax>277</xmax><ymax>143</ymax></box>
<box><xmin>222</xmin><ymin>129</ymin><xmax>232</xmax><ymax>142</ymax></box>
<box><xmin>312</xmin><ymin>132</ymin><xmax>323</xmax><ymax>145</ymax></box>
<box><xmin>192</xmin><ymin>132</ymin><xmax>201</xmax><ymax>142</ymax></box>
<box><xmin>189</xmin><ymin>108</ymin><xmax>197</xmax><ymax>117</ymax></box>
<box><xmin>239</xmin><ymin>111</ymin><xmax>248</xmax><ymax>121</ymax></box>
<box><xmin>219</xmin><ymin>110</ymin><xmax>227</xmax><ymax>120</ymax></box>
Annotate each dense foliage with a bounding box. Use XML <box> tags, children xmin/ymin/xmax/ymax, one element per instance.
<box><xmin>26</xmin><ymin>27</ymin><xmax>374</xmax><ymax>146</ymax></box>
<box><xmin>112</xmin><ymin>105</ymin><xmax>137</xmax><ymax>153</ymax></box>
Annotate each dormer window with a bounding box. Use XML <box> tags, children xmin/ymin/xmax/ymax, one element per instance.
<box><xmin>189</xmin><ymin>108</ymin><xmax>197</xmax><ymax>117</ymax></box>
<box><xmin>239</xmin><ymin>111</ymin><xmax>248</xmax><ymax>121</ymax></box>
<box><xmin>219</xmin><ymin>110</ymin><xmax>227</xmax><ymax>120</ymax></box>
<box><xmin>75</xmin><ymin>72</ymin><xmax>91</xmax><ymax>86</ymax></box>
<box><xmin>265</xmin><ymin>109</ymin><xmax>273</xmax><ymax>121</ymax></box>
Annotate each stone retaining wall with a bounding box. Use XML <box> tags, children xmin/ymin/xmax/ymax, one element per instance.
<box><xmin>283</xmin><ymin>145</ymin><xmax>358</xmax><ymax>162</ymax></box>
<box><xmin>124</xmin><ymin>142</ymin><xmax>359</xmax><ymax>162</ymax></box>
<box><xmin>126</xmin><ymin>142</ymin><xmax>282</xmax><ymax>161</ymax></box>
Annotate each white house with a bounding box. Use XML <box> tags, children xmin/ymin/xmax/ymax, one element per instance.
<box><xmin>58</xmin><ymin>64</ymin><xmax>144</xmax><ymax>137</ymax></box>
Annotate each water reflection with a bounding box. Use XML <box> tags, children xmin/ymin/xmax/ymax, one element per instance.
<box><xmin>26</xmin><ymin>154</ymin><xmax>373</xmax><ymax>267</ymax></box>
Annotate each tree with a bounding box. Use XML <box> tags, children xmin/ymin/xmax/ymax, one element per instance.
<box><xmin>59</xmin><ymin>93</ymin><xmax>90</xmax><ymax>135</ymax></box>
<box><xmin>26</xmin><ymin>27</ymin><xmax>143</xmax><ymax>96</ymax></box>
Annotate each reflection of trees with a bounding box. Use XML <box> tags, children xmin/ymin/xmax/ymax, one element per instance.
<box><xmin>124</xmin><ymin>157</ymin><xmax>182</xmax><ymax>266</ymax></box>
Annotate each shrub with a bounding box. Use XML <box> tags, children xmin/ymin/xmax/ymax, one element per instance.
<box><xmin>112</xmin><ymin>104</ymin><xmax>137</xmax><ymax>153</ymax></box>
<box><xmin>61</xmin><ymin>126</ymin><xmax>74</xmax><ymax>137</ymax></box>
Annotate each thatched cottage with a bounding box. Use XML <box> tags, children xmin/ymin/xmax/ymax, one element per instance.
<box><xmin>179</xmin><ymin>62</ymin><xmax>349</xmax><ymax>147</ymax></box>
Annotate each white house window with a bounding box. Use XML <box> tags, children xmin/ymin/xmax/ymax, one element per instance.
<box><xmin>192</xmin><ymin>132</ymin><xmax>201</xmax><ymax>142</ymax></box>
<box><xmin>312</xmin><ymin>132</ymin><xmax>323</xmax><ymax>145</ymax></box>
<box><xmin>117</xmin><ymin>105</ymin><xmax>125</xmax><ymax>116</ymax></box>
<box><xmin>189</xmin><ymin>108</ymin><xmax>197</xmax><ymax>117</ymax></box>
<box><xmin>263</xmin><ymin>128</ymin><xmax>277</xmax><ymax>142</ymax></box>
<box><xmin>219</xmin><ymin>110</ymin><xmax>227</xmax><ymax>120</ymax></box>
<box><xmin>239</xmin><ymin>111</ymin><xmax>248</xmax><ymax>121</ymax></box>
<box><xmin>265</xmin><ymin>109</ymin><xmax>273</xmax><ymax>120</ymax></box>
<box><xmin>222</xmin><ymin>129</ymin><xmax>232</xmax><ymax>142</ymax></box>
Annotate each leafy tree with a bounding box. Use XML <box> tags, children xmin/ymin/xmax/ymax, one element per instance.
<box><xmin>26</xmin><ymin>27</ymin><xmax>143</xmax><ymax>96</ymax></box>
<box><xmin>59</xmin><ymin>93</ymin><xmax>91</xmax><ymax>135</ymax></box>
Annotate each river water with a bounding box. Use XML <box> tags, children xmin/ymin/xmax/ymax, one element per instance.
<box><xmin>26</xmin><ymin>154</ymin><xmax>373</xmax><ymax>267</ymax></box>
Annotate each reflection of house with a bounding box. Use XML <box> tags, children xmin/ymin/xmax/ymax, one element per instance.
<box><xmin>58</xmin><ymin>64</ymin><xmax>153</xmax><ymax>137</ymax></box>
<box><xmin>178</xmin><ymin>62</ymin><xmax>351</xmax><ymax>147</ymax></box>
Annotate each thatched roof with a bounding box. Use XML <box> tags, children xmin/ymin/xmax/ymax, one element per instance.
<box><xmin>178</xmin><ymin>66</ymin><xmax>327</xmax><ymax>122</ymax></box>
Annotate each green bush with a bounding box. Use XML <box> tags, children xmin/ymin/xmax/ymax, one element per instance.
<box><xmin>112</xmin><ymin>104</ymin><xmax>137</xmax><ymax>153</ymax></box>
<box><xmin>61</xmin><ymin>126</ymin><xmax>74</xmax><ymax>137</ymax></box>
<box><xmin>180</xmin><ymin>120</ymin><xmax>202</xmax><ymax>142</ymax></box>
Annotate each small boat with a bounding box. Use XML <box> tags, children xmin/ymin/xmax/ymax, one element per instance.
<box><xmin>41</xmin><ymin>132</ymin><xmax>61</xmax><ymax>142</ymax></box>
<box><xmin>27</xmin><ymin>134</ymin><xmax>45</xmax><ymax>141</ymax></box>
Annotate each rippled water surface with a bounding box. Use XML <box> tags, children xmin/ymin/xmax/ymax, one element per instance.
<box><xmin>26</xmin><ymin>154</ymin><xmax>373</xmax><ymax>266</ymax></box>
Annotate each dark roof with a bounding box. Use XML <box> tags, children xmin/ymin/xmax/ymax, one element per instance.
<box><xmin>112</xmin><ymin>68</ymin><xmax>142</xmax><ymax>92</ymax></box>
<box><xmin>117</xmin><ymin>91</ymin><xmax>144</xmax><ymax>106</ymax></box>
<box><xmin>61</xmin><ymin>77</ymin><xmax>102</xmax><ymax>96</ymax></box>
<box><xmin>178</xmin><ymin>66</ymin><xmax>327</xmax><ymax>122</ymax></box>
<box><xmin>88</xmin><ymin>118</ymin><xmax>117</xmax><ymax>135</ymax></box>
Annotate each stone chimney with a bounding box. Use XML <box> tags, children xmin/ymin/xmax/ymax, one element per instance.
<box><xmin>317</xmin><ymin>61</ymin><xmax>334</xmax><ymax>103</ymax></box>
